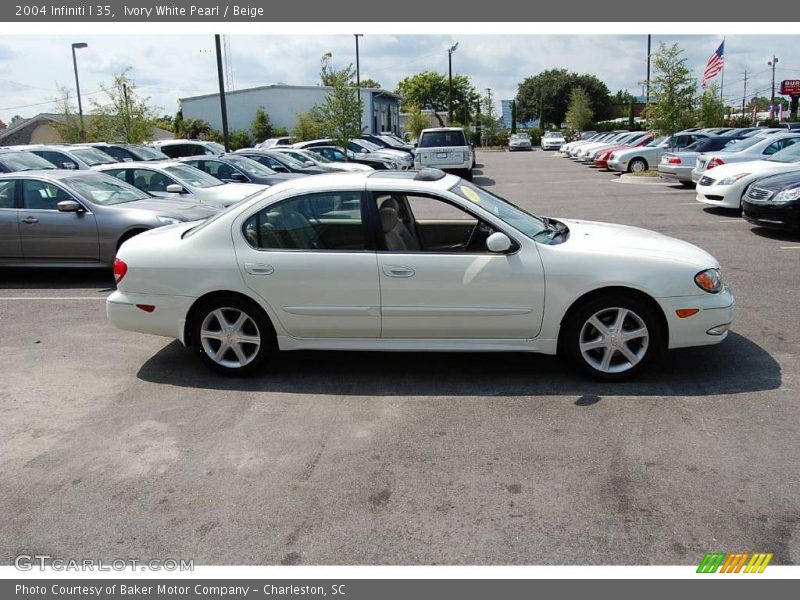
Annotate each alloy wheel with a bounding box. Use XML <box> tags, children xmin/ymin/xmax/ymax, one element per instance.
<box><xmin>200</xmin><ymin>307</ymin><xmax>262</xmax><ymax>369</ymax></box>
<box><xmin>578</xmin><ymin>307</ymin><xmax>649</xmax><ymax>374</ymax></box>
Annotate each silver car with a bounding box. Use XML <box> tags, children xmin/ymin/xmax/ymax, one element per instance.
<box><xmin>11</xmin><ymin>144</ymin><xmax>118</xmax><ymax>170</ymax></box>
<box><xmin>94</xmin><ymin>161</ymin><xmax>264</xmax><ymax>209</ymax></box>
<box><xmin>658</xmin><ymin>135</ymin><xmax>733</xmax><ymax>186</ymax></box>
<box><xmin>0</xmin><ymin>170</ymin><xmax>218</xmax><ymax>267</ymax></box>
<box><xmin>691</xmin><ymin>133</ymin><xmax>800</xmax><ymax>183</ymax></box>
<box><xmin>608</xmin><ymin>132</ymin><xmax>709</xmax><ymax>173</ymax></box>
<box><xmin>0</xmin><ymin>150</ymin><xmax>59</xmax><ymax>173</ymax></box>
<box><xmin>508</xmin><ymin>133</ymin><xmax>533</xmax><ymax>151</ymax></box>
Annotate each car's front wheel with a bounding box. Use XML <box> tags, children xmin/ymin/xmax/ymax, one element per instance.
<box><xmin>628</xmin><ymin>158</ymin><xmax>648</xmax><ymax>173</ymax></box>
<box><xmin>562</xmin><ymin>294</ymin><xmax>664</xmax><ymax>381</ymax></box>
<box><xmin>191</xmin><ymin>296</ymin><xmax>275</xmax><ymax>376</ymax></box>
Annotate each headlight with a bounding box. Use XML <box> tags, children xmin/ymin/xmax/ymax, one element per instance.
<box><xmin>695</xmin><ymin>268</ymin><xmax>722</xmax><ymax>293</ymax></box>
<box><xmin>717</xmin><ymin>173</ymin><xmax>750</xmax><ymax>185</ymax></box>
<box><xmin>773</xmin><ymin>187</ymin><xmax>800</xmax><ymax>204</ymax></box>
<box><xmin>157</xmin><ymin>216</ymin><xmax>184</xmax><ymax>225</ymax></box>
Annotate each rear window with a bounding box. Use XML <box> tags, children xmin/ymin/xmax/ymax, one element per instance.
<box><xmin>419</xmin><ymin>130</ymin><xmax>467</xmax><ymax>148</ymax></box>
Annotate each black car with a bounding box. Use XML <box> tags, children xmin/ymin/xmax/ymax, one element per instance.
<box><xmin>742</xmin><ymin>171</ymin><xmax>800</xmax><ymax>232</ymax></box>
<box><xmin>305</xmin><ymin>145</ymin><xmax>394</xmax><ymax>170</ymax></box>
<box><xmin>0</xmin><ymin>149</ymin><xmax>58</xmax><ymax>173</ymax></box>
<box><xmin>360</xmin><ymin>134</ymin><xmax>415</xmax><ymax>158</ymax></box>
<box><xmin>87</xmin><ymin>143</ymin><xmax>170</xmax><ymax>163</ymax></box>
<box><xmin>233</xmin><ymin>149</ymin><xmax>326</xmax><ymax>175</ymax></box>
<box><xmin>179</xmin><ymin>154</ymin><xmax>305</xmax><ymax>186</ymax></box>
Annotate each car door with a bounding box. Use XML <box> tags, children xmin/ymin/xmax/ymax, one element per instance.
<box><xmin>0</xmin><ymin>180</ymin><xmax>21</xmax><ymax>259</ymax></box>
<box><xmin>18</xmin><ymin>178</ymin><xmax>99</xmax><ymax>262</ymax></box>
<box><xmin>372</xmin><ymin>190</ymin><xmax>545</xmax><ymax>339</ymax></box>
<box><xmin>236</xmin><ymin>190</ymin><xmax>381</xmax><ymax>338</ymax></box>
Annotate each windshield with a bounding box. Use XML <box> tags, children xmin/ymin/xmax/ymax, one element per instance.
<box><xmin>647</xmin><ymin>136</ymin><xmax>668</xmax><ymax>147</ymax></box>
<box><xmin>205</xmin><ymin>142</ymin><xmax>226</xmax><ymax>153</ymax></box>
<box><xmin>766</xmin><ymin>143</ymin><xmax>800</xmax><ymax>163</ymax></box>
<box><xmin>357</xmin><ymin>139</ymin><xmax>382</xmax><ymax>151</ymax></box>
<box><xmin>65</xmin><ymin>173</ymin><xmax>150</xmax><ymax>205</ymax></box>
<box><xmin>544</xmin><ymin>132</ymin><xmax>563</xmax><ymax>138</ymax></box>
<box><xmin>511</xmin><ymin>134</ymin><xmax>530</xmax><ymax>140</ymax></box>
<box><xmin>71</xmin><ymin>147</ymin><xmax>116</xmax><ymax>165</ymax></box>
<box><xmin>226</xmin><ymin>155</ymin><xmax>277</xmax><ymax>176</ymax></box>
<box><xmin>0</xmin><ymin>152</ymin><xmax>56</xmax><ymax>172</ymax></box>
<box><xmin>132</xmin><ymin>146</ymin><xmax>170</xmax><ymax>160</ymax></box>
<box><xmin>419</xmin><ymin>130</ymin><xmax>467</xmax><ymax>148</ymax></box>
<box><xmin>268</xmin><ymin>151</ymin><xmax>308</xmax><ymax>169</ymax></box>
<box><xmin>719</xmin><ymin>135</ymin><xmax>766</xmax><ymax>152</ymax></box>
<box><xmin>450</xmin><ymin>180</ymin><xmax>548</xmax><ymax>240</ymax></box>
<box><xmin>164</xmin><ymin>164</ymin><xmax>223</xmax><ymax>188</ymax></box>
<box><xmin>378</xmin><ymin>135</ymin><xmax>405</xmax><ymax>147</ymax></box>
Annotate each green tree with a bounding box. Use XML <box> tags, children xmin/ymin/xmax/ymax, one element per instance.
<box><xmin>251</xmin><ymin>106</ymin><xmax>273</xmax><ymax>142</ymax></box>
<box><xmin>87</xmin><ymin>69</ymin><xmax>157</xmax><ymax>143</ymax></box>
<box><xmin>395</xmin><ymin>71</ymin><xmax>475</xmax><ymax>126</ymax></box>
<box><xmin>228</xmin><ymin>129</ymin><xmax>253</xmax><ymax>150</ymax></box>
<box><xmin>317</xmin><ymin>64</ymin><xmax>363</xmax><ymax>150</ymax></box>
<box><xmin>697</xmin><ymin>84</ymin><xmax>726</xmax><ymax>127</ymax></box>
<box><xmin>565</xmin><ymin>87</ymin><xmax>594</xmax><ymax>132</ymax></box>
<box><xmin>647</xmin><ymin>43</ymin><xmax>696</xmax><ymax>135</ymax></box>
<box><xmin>405</xmin><ymin>103</ymin><xmax>428</xmax><ymax>141</ymax></box>
<box><xmin>320</xmin><ymin>52</ymin><xmax>336</xmax><ymax>86</ymax></box>
<box><xmin>746</xmin><ymin>95</ymin><xmax>788</xmax><ymax>113</ymax></box>
<box><xmin>292</xmin><ymin>107</ymin><xmax>325</xmax><ymax>141</ymax></box>
<box><xmin>516</xmin><ymin>69</ymin><xmax>610</xmax><ymax>127</ymax></box>
<box><xmin>177</xmin><ymin>118</ymin><xmax>213</xmax><ymax>139</ymax></box>
<box><xmin>52</xmin><ymin>86</ymin><xmax>85</xmax><ymax>143</ymax></box>
<box><xmin>355</xmin><ymin>77</ymin><xmax>381</xmax><ymax>89</ymax></box>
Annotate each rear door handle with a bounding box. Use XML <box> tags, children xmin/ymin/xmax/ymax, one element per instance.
<box><xmin>244</xmin><ymin>262</ymin><xmax>274</xmax><ymax>275</ymax></box>
<box><xmin>383</xmin><ymin>264</ymin><xmax>415</xmax><ymax>278</ymax></box>
<box><xmin>21</xmin><ymin>216</ymin><xmax>39</xmax><ymax>224</ymax></box>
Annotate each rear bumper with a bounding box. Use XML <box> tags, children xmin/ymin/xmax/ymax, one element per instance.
<box><xmin>658</xmin><ymin>165</ymin><xmax>694</xmax><ymax>183</ymax></box>
<box><xmin>107</xmin><ymin>290</ymin><xmax>192</xmax><ymax>344</ymax></box>
<box><xmin>657</xmin><ymin>285</ymin><xmax>735</xmax><ymax>349</ymax></box>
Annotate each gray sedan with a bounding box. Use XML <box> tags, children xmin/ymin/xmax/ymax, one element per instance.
<box><xmin>0</xmin><ymin>170</ymin><xmax>218</xmax><ymax>267</ymax></box>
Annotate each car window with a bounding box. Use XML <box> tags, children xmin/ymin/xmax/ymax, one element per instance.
<box><xmin>21</xmin><ymin>179</ymin><xmax>74</xmax><ymax>209</ymax></box>
<box><xmin>247</xmin><ymin>154</ymin><xmax>282</xmax><ymax>169</ymax></box>
<box><xmin>159</xmin><ymin>145</ymin><xmax>184</xmax><ymax>158</ymax></box>
<box><xmin>419</xmin><ymin>130</ymin><xmax>468</xmax><ymax>148</ymax></box>
<box><xmin>195</xmin><ymin>159</ymin><xmax>237</xmax><ymax>180</ymax></box>
<box><xmin>0</xmin><ymin>180</ymin><xmax>16</xmax><ymax>208</ymax></box>
<box><xmin>720</xmin><ymin>135</ymin><xmax>765</xmax><ymax>152</ymax></box>
<box><xmin>766</xmin><ymin>141</ymin><xmax>800</xmax><ymax>163</ymax></box>
<box><xmin>98</xmin><ymin>146</ymin><xmax>133</xmax><ymax>162</ymax></box>
<box><xmin>163</xmin><ymin>164</ymin><xmax>223</xmax><ymax>188</ymax></box>
<box><xmin>36</xmin><ymin>150</ymin><xmax>74</xmax><ymax>169</ymax></box>
<box><xmin>70</xmin><ymin>147</ymin><xmax>116</xmax><ymax>165</ymax></box>
<box><xmin>226</xmin><ymin>156</ymin><xmax>277</xmax><ymax>176</ymax></box>
<box><xmin>63</xmin><ymin>174</ymin><xmax>150</xmax><ymax>205</ymax></box>
<box><xmin>268</xmin><ymin>152</ymin><xmax>306</xmax><ymax>170</ymax></box>
<box><xmin>102</xmin><ymin>168</ymin><xmax>128</xmax><ymax>182</ymax></box>
<box><xmin>132</xmin><ymin>169</ymin><xmax>175</xmax><ymax>192</ymax></box>
<box><xmin>243</xmin><ymin>192</ymin><xmax>365</xmax><ymax>251</ymax></box>
<box><xmin>764</xmin><ymin>138</ymin><xmax>800</xmax><ymax>155</ymax></box>
<box><xmin>131</xmin><ymin>146</ymin><xmax>169</xmax><ymax>161</ymax></box>
<box><xmin>0</xmin><ymin>152</ymin><xmax>56</xmax><ymax>172</ymax></box>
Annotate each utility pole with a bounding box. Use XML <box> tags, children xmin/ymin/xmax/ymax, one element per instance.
<box><xmin>741</xmin><ymin>70</ymin><xmax>748</xmax><ymax>119</ymax></box>
<box><xmin>122</xmin><ymin>82</ymin><xmax>131</xmax><ymax>142</ymax></box>
<box><xmin>354</xmin><ymin>34</ymin><xmax>363</xmax><ymax>131</ymax></box>
<box><xmin>645</xmin><ymin>35</ymin><xmax>651</xmax><ymax>108</ymax></box>
<box><xmin>768</xmin><ymin>56</ymin><xmax>779</xmax><ymax>121</ymax></box>
<box><xmin>447</xmin><ymin>42</ymin><xmax>458</xmax><ymax>125</ymax></box>
<box><xmin>214</xmin><ymin>34</ymin><xmax>230</xmax><ymax>151</ymax></box>
<box><xmin>70</xmin><ymin>42</ymin><xmax>88</xmax><ymax>141</ymax></box>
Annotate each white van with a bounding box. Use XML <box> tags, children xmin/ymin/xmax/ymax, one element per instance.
<box><xmin>414</xmin><ymin>127</ymin><xmax>473</xmax><ymax>180</ymax></box>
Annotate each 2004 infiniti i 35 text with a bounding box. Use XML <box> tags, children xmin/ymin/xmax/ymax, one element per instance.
<box><xmin>107</xmin><ymin>169</ymin><xmax>735</xmax><ymax>381</ymax></box>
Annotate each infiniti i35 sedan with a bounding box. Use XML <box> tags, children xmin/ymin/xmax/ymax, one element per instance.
<box><xmin>107</xmin><ymin>169</ymin><xmax>734</xmax><ymax>381</ymax></box>
<box><xmin>0</xmin><ymin>170</ymin><xmax>218</xmax><ymax>267</ymax></box>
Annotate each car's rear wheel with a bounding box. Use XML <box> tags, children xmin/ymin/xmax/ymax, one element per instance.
<box><xmin>191</xmin><ymin>296</ymin><xmax>275</xmax><ymax>376</ymax></box>
<box><xmin>463</xmin><ymin>169</ymin><xmax>473</xmax><ymax>181</ymax></box>
<box><xmin>562</xmin><ymin>294</ymin><xmax>664</xmax><ymax>381</ymax></box>
<box><xmin>628</xmin><ymin>158</ymin><xmax>648</xmax><ymax>173</ymax></box>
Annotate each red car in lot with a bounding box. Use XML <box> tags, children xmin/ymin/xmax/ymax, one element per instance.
<box><xmin>594</xmin><ymin>134</ymin><xmax>653</xmax><ymax>169</ymax></box>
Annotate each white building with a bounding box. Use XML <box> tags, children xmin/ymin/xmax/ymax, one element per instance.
<box><xmin>179</xmin><ymin>84</ymin><xmax>402</xmax><ymax>137</ymax></box>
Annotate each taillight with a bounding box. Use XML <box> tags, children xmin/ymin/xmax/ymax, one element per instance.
<box><xmin>113</xmin><ymin>258</ymin><xmax>127</xmax><ymax>284</ymax></box>
<box><xmin>667</xmin><ymin>156</ymin><xmax>681</xmax><ymax>164</ymax></box>
<box><xmin>707</xmin><ymin>157</ymin><xmax>724</xmax><ymax>169</ymax></box>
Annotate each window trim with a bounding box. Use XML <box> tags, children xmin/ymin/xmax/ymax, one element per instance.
<box><xmin>240</xmin><ymin>190</ymin><xmax>372</xmax><ymax>254</ymax></box>
<box><xmin>19</xmin><ymin>178</ymin><xmax>91</xmax><ymax>213</ymax></box>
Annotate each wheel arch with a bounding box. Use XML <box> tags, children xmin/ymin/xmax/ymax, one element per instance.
<box><xmin>557</xmin><ymin>285</ymin><xmax>669</xmax><ymax>352</ymax></box>
<box><xmin>627</xmin><ymin>156</ymin><xmax>649</xmax><ymax>172</ymax></box>
<box><xmin>183</xmin><ymin>289</ymin><xmax>277</xmax><ymax>347</ymax></box>
<box><xmin>116</xmin><ymin>227</ymin><xmax>150</xmax><ymax>250</ymax></box>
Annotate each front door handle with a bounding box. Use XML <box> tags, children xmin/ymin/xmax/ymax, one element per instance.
<box><xmin>244</xmin><ymin>262</ymin><xmax>274</xmax><ymax>275</ymax></box>
<box><xmin>383</xmin><ymin>264</ymin><xmax>415</xmax><ymax>278</ymax></box>
<box><xmin>21</xmin><ymin>216</ymin><xmax>39</xmax><ymax>224</ymax></box>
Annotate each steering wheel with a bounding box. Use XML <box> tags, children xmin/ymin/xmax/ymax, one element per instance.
<box><xmin>464</xmin><ymin>221</ymin><xmax>493</xmax><ymax>252</ymax></box>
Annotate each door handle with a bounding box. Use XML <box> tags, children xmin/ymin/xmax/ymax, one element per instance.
<box><xmin>244</xmin><ymin>262</ymin><xmax>274</xmax><ymax>275</ymax></box>
<box><xmin>21</xmin><ymin>216</ymin><xmax>39</xmax><ymax>224</ymax></box>
<box><xmin>383</xmin><ymin>264</ymin><xmax>415</xmax><ymax>278</ymax></box>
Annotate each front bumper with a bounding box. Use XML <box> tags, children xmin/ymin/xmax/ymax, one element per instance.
<box><xmin>657</xmin><ymin>285</ymin><xmax>735</xmax><ymax>349</ymax></box>
<box><xmin>696</xmin><ymin>186</ymin><xmax>740</xmax><ymax>209</ymax></box>
<box><xmin>607</xmin><ymin>158</ymin><xmax>627</xmax><ymax>173</ymax></box>
<box><xmin>742</xmin><ymin>199</ymin><xmax>800</xmax><ymax>231</ymax></box>
<box><xmin>107</xmin><ymin>290</ymin><xmax>193</xmax><ymax>343</ymax></box>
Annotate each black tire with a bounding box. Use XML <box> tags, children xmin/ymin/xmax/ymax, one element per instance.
<box><xmin>463</xmin><ymin>169</ymin><xmax>474</xmax><ymax>181</ymax></box>
<box><xmin>628</xmin><ymin>158</ymin><xmax>648</xmax><ymax>173</ymax></box>
<box><xmin>680</xmin><ymin>181</ymin><xmax>695</xmax><ymax>188</ymax></box>
<box><xmin>190</xmin><ymin>295</ymin><xmax>276</xmax><ymax>377</ymax></box>
<box><xmin>116</xmin><ymin>229</ymin><xmax>148</xmax><ymax>251</ymax></box>
<box><xmin>561</xmin><ymin>293</ymin><xmax>665</xmax><ymax>382</ymax></box>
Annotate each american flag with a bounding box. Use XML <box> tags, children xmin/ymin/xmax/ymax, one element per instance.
<box><xmin>702</xmin><ymin>41</ymin><xmax>725</xmax><ymax>88</ymax></box>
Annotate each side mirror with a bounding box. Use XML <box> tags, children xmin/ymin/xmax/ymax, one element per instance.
<box><xmin>486</xmin><ymin>232</ymin><xmax>512</xmax><ymax>253</ymax></box>
<box><xmin>57</xmin><ymin>200</ymin><xmax>82</xmax><ymax>213</ymax></box>
<box><xmin>305</xmin><ymin>161</ymin><xmax>315</xmax><ymax>167</ymax></box>
<box><xmin>230</xmin><ymin>172</ymin><xmax>247</xmax><ymax>182</ymax></box>
<box><xmin>62</xmin><ymin>162</ymin><xmax>78</xmax><ymax>170</ymax></box>
<box><xmin>166</xmin><ymin>184</ymin><xmax>184</xmax><ymax>193</ymax></box>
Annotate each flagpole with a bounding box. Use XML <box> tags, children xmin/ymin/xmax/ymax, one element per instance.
<box><xmin>719</xmin><ymin>37</ymin><xmax>725</xmax><ymax>102</ymax></box>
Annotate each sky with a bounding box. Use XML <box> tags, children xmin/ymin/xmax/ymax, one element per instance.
<box><xmin>1</xmin><ymin>34</ymin><xmax>799</xmax><ymax>126</ymax></box>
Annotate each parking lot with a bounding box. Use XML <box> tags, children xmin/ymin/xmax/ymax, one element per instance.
<box><xmin>1</xmin><ymin>149</ymin><xmax>798</xmax><ymax>566</ymax></box>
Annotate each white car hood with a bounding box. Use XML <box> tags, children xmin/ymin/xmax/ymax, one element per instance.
<box><xmin>558</xmin><ymin>218</ymin><xmax>718</xmax><ymax>268</ymax></box>
<box><xmin>201</xmin><ymin>182</ymin><xmax>264</xmax><ymax>203</ymax></box>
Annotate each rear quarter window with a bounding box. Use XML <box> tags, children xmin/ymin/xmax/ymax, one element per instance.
<box><xmin>419</xmin><ymin>130</ymin><xmax>468</xmax><ymax>148</ymax></box>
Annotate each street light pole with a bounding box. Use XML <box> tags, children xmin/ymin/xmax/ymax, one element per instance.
<box><xmin>71</xmin><ymin>42</ymin><xmax>88</xmax><ymax>141</ymax></box>
<box><xmin>447</xmin><ymin>42</ymin><xmax>458</xmax><ymax>125</ymax></box>
<box><xmin>214</xmin><ymin>34</ymin><xmax>230</xmax><ymax>152</ymax></box>
<box><xmin>769</xmin><ymin>56</ymin><xmax>779</xmax><ymax>121</ymax></box>
<box><xmin>354</xmin><ymin>34</ymin><xmax>363</xmax><ymax>103</ymax></box>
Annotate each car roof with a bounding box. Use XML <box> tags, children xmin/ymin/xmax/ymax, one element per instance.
<box><xmin>154</xmin><ymin>139</ymin><xmax>213</xmax><ymax>146</ymax></box>
<box><xmin>94</xmin><ymin>160</ymin><xmax>184</xmax><ymax>170</ymax></box>
<box><xmin>0</xmin><ymin>169</ymin><xmax>104</xmax><ymax>181</ymax></box>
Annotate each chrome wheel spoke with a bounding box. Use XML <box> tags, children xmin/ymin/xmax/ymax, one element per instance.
<box><xmin>200</xmin><ymin>329</ymin><xmax>224</xmax><ymax>341</ymax></box>
<box><xmin>580</xmin><ymin>338</ymin><xmax>607</xmax><ymax>352</ymax></box>
<box><xmin>599</xmin><ymin>347</ymin><xmax>615</xmax><ymax>371</ymax></box>
<box><xmin>588</xmin><ymin>316</ymin><xmax>611</xmax><ymax>336</ymax></box>
<box><xmin>617</xmin><ymin>343</ymin><xmax>640</xmax><ymax>366</ymax></box>
<box><xmin>231</xmin><ymin>342</ymin><xmax>248</xmax><ymax>364</ymax></box>
<box><xmin>200</xmin><ymin>307</ymin><xmax>261</xmax><ymax>369</ymax></box>
<box><xmin>622</xmin><ymin>326</ymin><xmax>647</xmax><ymax>341</ymax></box>
<box><xmin>579</xmin><ymin>306</ymin><xmax>650</xmax><ymax>374</ymax></box>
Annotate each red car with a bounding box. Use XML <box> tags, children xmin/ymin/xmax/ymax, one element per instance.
<box><xmin>594</xmin><ymin>134</ymin><xmax>653</xmax><ymax>169</ymax></box>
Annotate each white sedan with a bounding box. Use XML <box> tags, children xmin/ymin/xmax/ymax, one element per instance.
<box><xmin>696</xmin><ymin>143</ymin><xmax>800</xmax><ymax>209</ymax></box>
<box><xmin>108</xmin><ymin>169</ymin><xmax>734</xmax><ymax>381</ymax></box>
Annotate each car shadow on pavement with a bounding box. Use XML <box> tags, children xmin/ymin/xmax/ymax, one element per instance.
<box><xmin>0</xmin><ymin>267</ymin><xmax>115</xmax><ymax>291</ymax></box>
<box><xmin>749</xmin><ymin>226</ymin><xmax>800</xmax><ymax>242</ymax></box>
<box><xmin>136</xmin><ymin>332</ymin><xmax>781</xmax><ymax>398</ymax></box>
<box><xmin>472</xmin><ymin>173</ymin><xmax>496</xmax><ymax>187</ymax></box>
